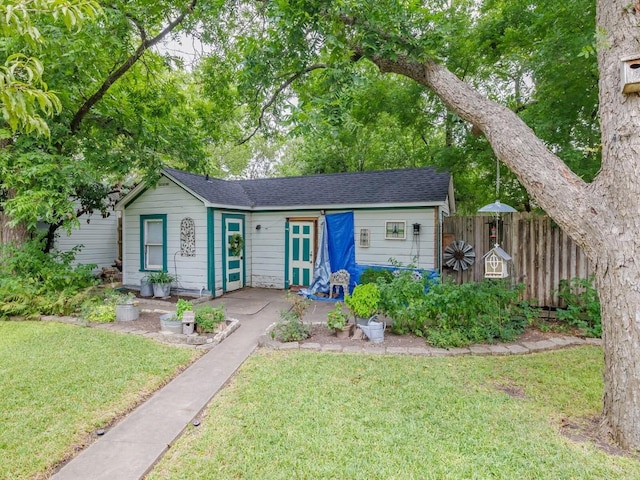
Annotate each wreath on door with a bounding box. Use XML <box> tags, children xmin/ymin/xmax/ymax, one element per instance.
<box><xmin>229</xmin><ymin>233</ymin><xmax>244</xmax><ymax>257</ymax></box>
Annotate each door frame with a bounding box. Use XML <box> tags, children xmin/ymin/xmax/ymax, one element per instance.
<box><xmin>284</xmin><ymin>217</ymin><xmax>318</xmax><ymax>289</ymax></box>
<box><xmin>221</xmin><ymin>213</ymin><xmax>246</xmax><ymax>292</ymax></box>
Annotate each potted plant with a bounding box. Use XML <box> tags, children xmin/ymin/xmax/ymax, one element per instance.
<box><xmin>113</xmin><ymin>291</ymin><xmax>139</xmax><ymax>322</ymax></box>
<box><xmin>195</xmin><ymin>304</ymin><xmax>226</xmax><ymax>333</ymax></box>
<box><xmin>139</xmin><ymin>275</ymin><xmax>153</xmax><ymax>297</ymax></box>
<box><xmin>327</xmin><ymin>302</ymin><xmax>352</xmax><ymax>338</ymax></box>
<box><xmin>160</xmin><ymin>298</ymin><xmax>191</xmax><ymax>334</ymax></box>
<box><xmin>345</xmin><ymin>283</ymin><xmax>381</xmax><ymax>326</ymax></box>
<box><xmin>147</xmin><ymin>271</ymin><xmax>175</xmax><ymax>298</ymax></box>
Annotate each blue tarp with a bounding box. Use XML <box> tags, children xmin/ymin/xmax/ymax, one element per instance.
<box><xmin>302</xmin><ymin>211</ymin><xmax>438</xmax><ymax>300</ymax></box>
<box><xmin>326</xmin><ymin>211</ymin><xmax>357</xmax><ymax>294</ymax></box>
<box><xmin>302</xmin><ymin>211</ymin><xmax>356</xmax><ymax>300</ymax></box>
<box><xmin>304</xmin><ymin>217</ymin><xmax>331</xmax><ymax>297</ymax></box>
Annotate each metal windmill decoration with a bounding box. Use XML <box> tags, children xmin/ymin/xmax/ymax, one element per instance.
<box><xmin>478</xmin><ymin>158</ymin><xmax>516</xmax><ymax>278</ymax></box>
<box><xmin>443</xmin><ymin>240</ymin><xmax>476</xmax><ymax>271</ymax></box>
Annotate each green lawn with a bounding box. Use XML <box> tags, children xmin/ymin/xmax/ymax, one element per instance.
<box><xmin>148</xmin><ymin>347</ymin><xmax>640</xmax><ymax>480</ymax></box>
<box><xmin>0</xmin><ymin>321</ymin><xmax>200</xmax><ymax>480</ymax></box>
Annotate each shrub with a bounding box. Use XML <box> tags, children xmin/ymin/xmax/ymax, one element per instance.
<box><xmin>78</xmin><ymin>288</ymin><xmax>134</xmax><ymax>323</ymax></box>
<box><xmin>378</xmin><ymin>267</ymin><xmax>428</xmax><ymax>325</ymax></box>
<box><xmin>556</xmin><ymin>276</ymin><xmax>601</xmax><ymax>337</ymax></box>
<box><xmin>383</xmin><ymin>276</ymin><xmax>532</xmax><ymax>348</ymax></box>
<box><xmin>80</xmin><ymin>302</ymin><xmax>116</xmax><ymax>323</ymax></box>
<box><xmin>271</xmin><ymin>310</ymin><xmax>311</xmax><ymax>342</ymax></box>
<box><xmin>327</xmin><ymin>302</ymin><xmax>349</xmax><ymax>331</ymax></box>
<box><xmin>287</xmin><ymin>292</ymin><xmax>310</xmax><ymax>320</ymax></box>
<box><xmin>195</xmin><ymin>305</ymin><xmax>225</xmax><ymax>333</ymax></box>
<box><xmin>359</xmin><ymin>268</ymin><xmax>394</xmax><ymax>285</ymax></box>
<box><xmin>270</xmin><ymin>293</ymin><xmax>313</xmax><ymax>342</ymax></box>
<box><xmin>175</xmin><ymin>299</ymin><xmax>193</xmax><ymax>320</ymax></box>
<box><xmin>345</xmin><ymin>283</ymin><xmax>381</xmax><ymax>319</ymax></box>
<box><xmin>0</xmin><ymin>238</ymin><xmax>98</xmax><ymax>318</ymax></box>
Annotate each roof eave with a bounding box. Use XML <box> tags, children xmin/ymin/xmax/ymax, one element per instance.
<box><xmin>115</xmin><ymin>182</ymin><xmax>147</xmax><ymax>211</ymax></box>
<box><xmin>202</xmin><ymin>201</ymin><xmax>449</xmax><ymax>211</ymax></box>
<box><xmin>161</xmin><ymin>171</ymin><xmax>210</xmax><ymax>205</ymax></box>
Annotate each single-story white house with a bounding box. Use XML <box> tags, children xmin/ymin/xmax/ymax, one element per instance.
<box><xmin>115</xmin><ymin>167</ymin><xmax>455</xmax><ymax>297</ymax></box>
<box><xmin>47</xmin><ymin>208</ymin><xmax>120</xmax><ymax>271</ymax></box>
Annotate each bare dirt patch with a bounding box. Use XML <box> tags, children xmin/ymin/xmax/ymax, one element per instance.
<box><xmin>494</xmin><ymin>381</ymin><xmax>527</xmax><ymax>399</ymax></box>
<box><xmin>299</xmin><ymin>323</ymin><xmax>429</xmax><ymax>349</ymax></box>
<box><xmin>559</xmin><ymin>416</ymin><xmax>640</xmax><ymax>459</ymax></box>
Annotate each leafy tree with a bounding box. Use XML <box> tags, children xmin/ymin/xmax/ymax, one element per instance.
<box><xmin>0</xmin><ymin>1</ymin><xmax>223</xmax><ymax>248</ymax></box>
<box><xmin>242</xmin><ymin>0</ymin><xmax>598</xmax><ymax>214</ymax></box>
<box><xmin>221</xmin><ymin>0</ymin><xmax>640</xmax><ymax>450</ymax></box>
<box><xmin>0</xmin><ymin>0</ymin><xmax>102</xmax><ymax>136</ymax></box>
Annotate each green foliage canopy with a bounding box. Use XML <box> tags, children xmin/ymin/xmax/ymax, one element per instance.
<box><xmin>0</xmin><ymin>1</ymin><xmax>228</xmax><ymax>244</ymax></box>
<box><xmin>210</xmin><ymin>0</ymin><xmax>599</xmax><ymax>213</ymax></box>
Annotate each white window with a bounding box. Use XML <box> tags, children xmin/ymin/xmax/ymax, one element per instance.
<box><xmin>141</xmin><ymin>215</ymin><xmax>166</xmax><ymax>271</ymax></box>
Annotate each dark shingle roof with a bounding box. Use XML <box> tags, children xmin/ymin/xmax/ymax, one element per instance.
<box><xmin>163</xmin><ymin>167</ymin><xmax>450</xmax><ymax>209</ymax></box>
<box><xmin>163</xmin><ymin>168</ymin><xmax>253</xmax><ymax>207</ymax></box>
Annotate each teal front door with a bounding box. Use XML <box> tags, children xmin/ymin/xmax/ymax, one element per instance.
<box><xmin>223</xmin><ymin>215</ymin><xmax>244</xmax><ymax>292</ymax></box>
<box><xmin>288</xmin><ymin>220</ymin><xmax>315</xmax><ymax>287</ymax></box>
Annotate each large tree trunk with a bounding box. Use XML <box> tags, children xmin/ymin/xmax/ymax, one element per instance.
<box><xmin>0</xmin><ymin>212</ymin><xmax>30</xmax><ymax>245</ymax></box>
<box><xmin>361</xmin><ymin>0</ymin><xmax>640</xmax><ymax>449</ymax></box>
<box><xmin>593</xmin><ymin>0</ymin><xmax>640</xmax><ymax>449</ymax></box>
<box><xmin>0</xmin><ymin>189</ymin><xmax>31</xmax><ymax>246</ymax></box>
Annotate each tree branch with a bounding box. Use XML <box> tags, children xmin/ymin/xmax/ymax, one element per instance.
<box><xmin>362</xmin><ymin>49</ymin><xmax>602</xmax><ymax>252</ymax></box>
<box><xmin>339</xmin><ymin>15</ymin><xmax>601</xmax><ymax>247</ymax></box>
<box><xmin>69</xmin><ymin>1</ymin><xmax>197</xmax><ymax>134</ymax></box>
<box><xmin>238</xmin><ymin>63</ymin><xmax>327</xmax><ymax>145</ymax></box>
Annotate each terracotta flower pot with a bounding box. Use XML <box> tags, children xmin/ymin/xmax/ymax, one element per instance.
<box><xmin>335</xmin><ymin>323</ymin><xmax>354</xmax><ymax>339</ymax></box>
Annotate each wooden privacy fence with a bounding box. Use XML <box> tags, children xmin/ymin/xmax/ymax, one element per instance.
<box><xmin>442</xmin><ymin>213</ymin><xmax>592</xmax><ymax>307</ymax></box>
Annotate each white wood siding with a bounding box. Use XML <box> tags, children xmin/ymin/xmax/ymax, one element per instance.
<box><xmin>54</xmin><ymin>210</ymin><xmax>118</xmax><ymax>270</ymax></box>
<box><xmin>247</xmin><ymin>208</ymin><xmax>439</xmax><ymax>288</ymax></box>
<box><xmin>122</xmin><ymin>179</ymin><xmax>208</xmax><ymax>291</ymax></box>
<box><xmin>354</xmin><ymin>208</ymin><xmax>437</xmax><ymax>270</ymax></box>
<box><xmin>122</xmin><ymin>181</ymin><xmax>444</xmax><ymax>293</ymax></box>
<box><xmin>249</xmin><ymin>212</ymin><xmax>290</xmax><ymax>288</ymax></box>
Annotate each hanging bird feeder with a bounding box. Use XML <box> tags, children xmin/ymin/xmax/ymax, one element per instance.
<box><xmin>443</xmin><ymin>240</ymin><xmax>476</xmax><ymax>271</ymax></box>
<box><xmin>483</xmin><ymin>245</ymin><xmax>512</xmax><ymax>278</ymax></box>
<box><xmin>478</xmin><ymin>158</ymin><xmax>516</xmax><ymax>278</ymax></box>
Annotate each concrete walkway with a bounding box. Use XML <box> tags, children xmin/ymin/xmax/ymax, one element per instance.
<box><xmin>50</xmin><ymin>288</ymin><xmax>598</xmax><ymax>479</ymax></box>
<box><xmin>51</xmin><ymin>288</ymin><xmax>291</xmax><ymax>480</ymax></box>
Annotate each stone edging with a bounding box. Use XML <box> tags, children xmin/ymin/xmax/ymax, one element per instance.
<box><xmin>258</xmin><ymin>322</ymin><xmax>602</xmax><ymax>357</ymax></box>
<box><xmin>40</xmin><ymin>313</ymin><xmax>241</xmax><ymax>350</ymax></box>
<box><xmin>100</xmin><ymin>316</ymin><xmax>241</xmax><ymax>350</ymax></box>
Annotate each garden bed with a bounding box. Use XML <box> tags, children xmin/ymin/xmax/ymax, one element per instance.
<box><xmin>262</xmin><ymin>320</ymin><xmax>592</xmax><ymax>355</ymax></box>
<box><xmin>93</xmin><ymin>303</ymin><xmax>239</xmax><ymax>349</ymax></box>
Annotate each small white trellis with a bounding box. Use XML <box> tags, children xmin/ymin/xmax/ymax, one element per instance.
<box><xmin>483</xmin><ymin>245</ymin><xmax>511</xmax><ymax>278</ymax></box>
<box><xmin>180</xmin><ymin>217</ymin><xmax>196</xmax><ymax>256</ymax></box>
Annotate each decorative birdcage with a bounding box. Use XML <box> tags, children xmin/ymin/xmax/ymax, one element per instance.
<box><xmin>483</xmin><ymin>245</ymin><xmax>512</xmax><ymax>278</ymax></box>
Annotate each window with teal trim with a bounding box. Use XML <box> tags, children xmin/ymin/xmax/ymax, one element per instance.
<box><xmin>141</xmin><ymin>215</ymin><xmax>166</xmax><ymax>271</ymax></box>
